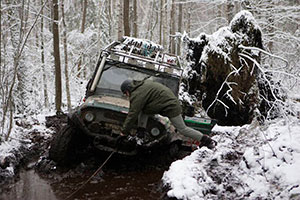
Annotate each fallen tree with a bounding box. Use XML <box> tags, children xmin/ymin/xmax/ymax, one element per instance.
<box><xmin>181</xmin><ymin>10</ymin><xmax>286</xmax><ymax>126</ymax></box>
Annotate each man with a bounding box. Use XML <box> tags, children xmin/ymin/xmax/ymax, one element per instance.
<box><xmin>120</xmin><ymin>79</ymin><xmax>216</xmax><ymax>149</ymax></box>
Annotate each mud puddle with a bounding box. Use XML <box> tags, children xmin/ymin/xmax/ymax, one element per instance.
<box><xmin>1</xmin><ymin>164</ymin><xmax>165</xmax><ymax>200</ymax></box>
<box><xmin>0</xmin><ymin>169</ymin><xmax>58</xmax><ymax>200</ymax></box>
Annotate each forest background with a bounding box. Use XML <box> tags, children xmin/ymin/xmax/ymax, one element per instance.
<box><xmin>0</xmin><ymin>0</ymin><xmax>299</xmax><ymax>141</ymax></box>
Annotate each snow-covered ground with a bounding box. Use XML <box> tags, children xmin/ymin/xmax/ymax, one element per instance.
<box><xmin>163</xmin><ymin>114</ymin><xmax>300</xmax><ymax>199</ymax></box>
<box><xmin>1</xmin><ymin>107</ymin><xmax>300</xmax><ymax>199</ymax></box>
<box><xmin>0</xmin><ymin>113</ymin><xmax>54</xmax><ymax>183</ymax></box>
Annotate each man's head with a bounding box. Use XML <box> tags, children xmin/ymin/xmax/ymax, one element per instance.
<box><xmin>120</xmin><ymin>79</ymin><xmax>132</xmax><ymax>95</ymax></box>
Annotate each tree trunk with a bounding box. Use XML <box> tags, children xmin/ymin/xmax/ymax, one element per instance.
<box><xmin>177</xmin><ymin>2</ymin><xmax>182</xmax><ymax>55</ymax></box>
<box><xmin>52</xmin><ymin>0</ymin><xmax>62</xmax><ymax>114</ymax></box>
<box><xmin>147</xmin><ymin>1</ymin><xmax>155</xmax><ymax>40</ymax></box>
<box><xmin>108</xmin><ymin>0</ymin><xmax>112</xmax><ymax>40</ymax></box>
<box><xmin>40</xmin><ymin>0</ymin><xmax>49</xmax><ymax>109</ymax></box>
<box><xmin>227</xmin><ymin>0</ymin><xmax>235</xmax><ymax>23</ymax></box>
<box><xmin>61</xmin><ymin>0</ymin><xmax>71</xmax><ymax>111</ymax></box>
<box><xmin>0</xmin><ymin>0</ymin><xmax>2</xmax><ymax>71</ymax></box>
<box><xmin>123</xmin><ymin>0</ymin><xmax>130</xmax><ymax>36</ymax></box>
<box><xmin>0</xmin><ymin>0</ymin><xmax>2</xmax><ymax>142</ymax></box>
<box><xmin>117</xmin><ymin>0</ymin><xmax>123</xmax><ymax>40</ymax></box>
<box><xmin>81</xmin><ymin>0</ymin><xmax>87</xmax><ymax>33</ymax></box>
<box><xmin>187</xmin><ymin>3</ymin><xmax>191</xmax><ymax>34</ymax></box>
<box><xmin>77</xmin><ymin>0</ymin><xmax>87</xmax><ymax>78</ymax></box>
<box><xmin>170</xmin><ymin>0</ymin><xmax>176</xmax><ymax>54</ymax></box>
<box><xmin>163</xmin><ymin>0</ymin><xmax>168</xmax><ymax>48</ymax></box>
<box><xmin>159</xmin><ymin>0</ymin><xmax>163</xmax><ymax>45</ymax></box>
<box><xmin>133</xmin><ymin>0</ymin><xmax>138</xmax><ymax>37</ymax></box>
<box><xmin>2</xmin><ymin>0</ymin><xmax>46</xmax><ymax>139</ymax></box>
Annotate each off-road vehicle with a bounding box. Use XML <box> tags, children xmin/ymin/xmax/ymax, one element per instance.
<box><xmin>49</xmin><ymin>37</ymin><xmax>217</xmax><ymax>165</ymax></box>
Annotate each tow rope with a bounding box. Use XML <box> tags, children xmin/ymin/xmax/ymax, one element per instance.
<box><xmin>65</xmin><ymin>150</ymin><xmax>116</xmax><ymax>200</ymax></box>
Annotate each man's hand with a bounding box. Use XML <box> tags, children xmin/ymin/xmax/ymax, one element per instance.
<box><xmin>120</xmin><ymin>132</ymin><xmax>126</xmax><ymax>136</ymax></box>
<box><xmin>199</xmin><ymin>135</ymin><xmax>217</xmax><ymax>149</ymax></box>
<box><xmin>116</xmin><ymin>134</ymin><xmax>127</xmax><ymax>146</ymax></box>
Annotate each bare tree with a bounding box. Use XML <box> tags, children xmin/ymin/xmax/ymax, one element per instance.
<box><xmin>159</xmin><ymin>0</ymin><xmax>163</xmax><ymax>44</ymax></box>
<box><xmin>163</xmin><ymin>0</ymin><xmax>168</xmax><ymax>48</ymax></box>
<box><xmin>81</xmin><ymin>0</ymin><xmax>87</xmax><ymax>34</ymax></box>
<box><xmin>170</xmin><ymin>0</ymin><xmax>176</xmax><ymax>54</ymax></box>
<box><xmin>123</xmin><ymin>0</ymin><xmax>130</xmax><ymax>36</ymax></box>
<box><xmin>0</xmin><ymin>0</ymin><xmax>1</xmax><ymax>72</ymax></box>
<box><xmin>61</xmin><ymin>0</ymin><xmax>71</xmax><ymax>111</ymax></box>
<box><xmin>52</xmin><ymin>0</ymin><xmax>62</xmax><ymax>114</ymax></box>
<box><xmin>40</xmin><ymin>0</ymin><xmax>49</xmax><ymax>109</ymax></box>
<box><xmin>226</xmin><ymin>0</ymin><xmax>235</xmax><ymax>22</ymax></box>
<box><xmin>108</xmin><ymin>0</ymin><xmax>113</xmax><ymax>39</ymax></box>
<box><xmin>117</xmin><ymin>0</ymin><xmax>123</xmax><ymax>40</ymax></box>
<box><xmin>177</xmin><ymin>2</ymin><xmax>183</xmax><ymax>55</ymax></box>
<box><xmin>133</xmin><ymin>0</ymin><xmax>138</xmax><ymax>37</ymax></box>
<box><xmin>1</xmin><ymin>0</ymin><xmax>47</xmax><ymax>140</ymax></box>
<box><xmin>77</xmin><ymin>0</ymin><xmax>87</xmax><ymax>77</ymax></box>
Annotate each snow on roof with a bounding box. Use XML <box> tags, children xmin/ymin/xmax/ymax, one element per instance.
<box><xmin>122</xmin><ymin>36</ymin><xmax>163</xmax><ymax>52</ymax></box>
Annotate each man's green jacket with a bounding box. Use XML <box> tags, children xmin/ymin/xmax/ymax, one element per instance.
<box><xmin>122</xmin><ymin>80</ymin><xmax>182</xmax><ymax>135</ymax></box>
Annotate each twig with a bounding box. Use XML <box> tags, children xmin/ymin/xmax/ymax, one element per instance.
<box><xmin>239</xmin><ymin>44</ymin><xmax>289</xmax><ymax>68</ymax></box>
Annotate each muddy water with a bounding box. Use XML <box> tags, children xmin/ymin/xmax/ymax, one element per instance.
<box><xmin>0</xmin><ymin>170</ymin><xmax>58</xmax><ymax>200</ymax></box>
<box><xmin>1</xmin><ymin>167</ymin><xmax>165</xmax><ymax>200</ymax></box>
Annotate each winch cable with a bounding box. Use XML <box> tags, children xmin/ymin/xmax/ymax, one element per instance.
<box><xmin>65</xmin><ymin>150</ymin><xmax>116</xmax><ymax>200</ymax></box>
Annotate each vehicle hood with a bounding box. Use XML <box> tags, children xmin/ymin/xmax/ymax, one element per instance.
<box><xmin>83</xmin><ymin>96</ymin><xmax>129</xmax><ymax>113</ymax></box>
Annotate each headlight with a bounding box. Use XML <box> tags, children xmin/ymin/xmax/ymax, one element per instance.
<box><xmin>150</xmin><ymin>127</ymin><xmax>160</xmax><ymax>136</ymax></box>
<box><xmin>84</xmin><ymin>111</ymin><xmax>95</xmax><ymax>122</ymax></box>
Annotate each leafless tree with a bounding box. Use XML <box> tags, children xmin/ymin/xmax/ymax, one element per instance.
<box><xmin>123</xmin><ymin>0</ymin><xmax>130</xmax><ymax>36</ymax></box>
<box><xmin>170</xmin><ymin>0</ymin><xmax>176</xmax><ymax>54</ymax></box>
<box><xmin>52</xmin><ymin>0</ymin><xmax>62</xmax><ymax>114</ymax></box>
<box><xmin>133</xmin><ymin>0</ymin><xmax>138</xmax><ymax>37</ymax></box>
<box><xmin>61</xmin><ymin>0</ymin><xmax>71</xmax><ymax>111</ymax></box>
<box><xmin>40</xmin><ymin>0</ymin><xmax>49</xmax><ymax>109</ymax></box>
<box><xmin>77</xmin><ymin>0</ymin><xmax>88</xmax><ymax>78</ymax></box>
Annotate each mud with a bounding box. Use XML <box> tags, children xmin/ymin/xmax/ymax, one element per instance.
<box><xmin>1</xmin><ymin>163</ymin><xmax>166</xmax><ymax>200</ymax></box>
<box><xmin>0</xmin><ymin>114</ymin><xmax>186</xmax><ymax>200</ymax></box>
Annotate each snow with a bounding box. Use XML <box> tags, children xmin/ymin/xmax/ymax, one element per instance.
<box><xmin>0</xmin><ymin>113</ymin><xmax>54</xmax><ymax>178</ymax></box>
<box><xmin>202</xmin><ymin>27</ymin><xmax>235</xmax><ymax>64</ymax></box>
<box><xmin>229</xmin><ymin>10</ymin><xmax>261</xmax><ymax>32</ymax></box>
<box><xmin>162</xmin><ymin>116</ymin><xmax>300</xmax><ymax>199</ymax></box>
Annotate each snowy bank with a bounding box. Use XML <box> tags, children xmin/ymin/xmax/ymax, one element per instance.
<box><xmin>162</xmin><ymin>117</ymin><xmax>300</xmax><ymax>199</ymax></box>
<box><xmin>0</xmin><ymin>114</ymin><xmax>54</xmax><ymax>186</ymax></box>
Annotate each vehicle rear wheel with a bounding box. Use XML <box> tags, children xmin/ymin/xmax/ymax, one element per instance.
<box><xmin>49</xmin><ymin>125</ymin><xmax>87</xmax><ymax>166</ymax></box>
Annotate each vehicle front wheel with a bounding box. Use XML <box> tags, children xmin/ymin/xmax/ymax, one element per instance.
<box><xmin>49</xmin><ymin>125</ymin><xmax>87</xmax><ymax>166</ymax></box>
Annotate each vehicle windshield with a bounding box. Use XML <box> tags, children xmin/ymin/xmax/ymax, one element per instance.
<box><xmin>95</xmin><ymin>62</ymin><xmax>180</xmax><ymax>98</ymax></box>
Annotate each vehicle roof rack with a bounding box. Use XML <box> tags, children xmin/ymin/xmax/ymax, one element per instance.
<box><xmin>101</xmin><ymin>36</ymin><xmax>183</xmax><ymax>77</ymax></box>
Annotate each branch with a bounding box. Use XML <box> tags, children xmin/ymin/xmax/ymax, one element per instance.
<box><xmin>239</xmin><ymin>44</ymin><xmax>289</xmax><ymax>68</ymax></box>
<box><xmin>18</xmin><ymin>0</ymin><xmax>48</xmax><ymax>60</ymax></box>
<box><xmin>206</xmin><ymin>69</ymin><xmax>240</xmax><ymax>114</ymax></box>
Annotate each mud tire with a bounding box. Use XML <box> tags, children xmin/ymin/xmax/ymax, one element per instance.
<box><xmin>49</xmin><ymin>125</ymin><xmax>86</xmax><ymax>166</ymax></box>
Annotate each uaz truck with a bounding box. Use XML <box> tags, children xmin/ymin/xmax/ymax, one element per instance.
<box><xmin>49</xmin><ymin>37</ymin><xmax>217</xmax><ymax>165</ymax></box>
